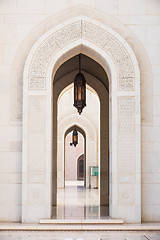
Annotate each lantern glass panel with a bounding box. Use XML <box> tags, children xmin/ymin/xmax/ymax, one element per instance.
<box><xmin>73</xmin><ymin>135</ymin><xmax>77</xmax><ymax>142</ymax></box>
<box><xmin>82</xmin><ymin>86</ymin><xmax>84</xmax><ymax>100</ymax></box>
<box><xmin>78</xmin><ymin>85</ymin><xmax>81</xmax><ymax>100</ymax></box>
<box><xmin>75</xmin><ymin>85</ymin><xmax>77</xmax><ymax>100</ymax></box>
<box><xmin>73</xmin><ymin>55</ymin><xmax>86</xmax><ymax>114</ymax></box>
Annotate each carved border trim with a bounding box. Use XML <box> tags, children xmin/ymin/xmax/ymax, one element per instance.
<box><xmin>29</xmin><ymin>21</ymin><xmax>135</xmax><ymax>91</ymax></box>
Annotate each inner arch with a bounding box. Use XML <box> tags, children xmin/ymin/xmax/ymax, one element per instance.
<box><xmin>54</xmin><ymin>54</ymin><xmax>109</xmax><ymax>92</ymax></box>
<box><xmin>64</xmin><ymin>125</ymin><xmax>86</xmax><ymax>186</ymax></box>
<box><xmin>53</xmin><ymin>53</ymin><xmax>109</xmax><ymax>218</ymax></box>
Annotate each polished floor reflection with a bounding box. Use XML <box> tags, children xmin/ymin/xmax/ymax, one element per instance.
<box><xmin>0</xmin><ymin>231</ymin><xmax>160</xmax><ymax>240</ymax></box>
<box><xmin>52</xmin><ymin>181</ymin><xmax>109</xmax><ymax>219</ymax></box>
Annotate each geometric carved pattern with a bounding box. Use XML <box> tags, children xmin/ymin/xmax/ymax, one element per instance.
<box><xmin>28</xmin><ymin>96</ymin><xmax>46</xmax><ymax>135</ymax></box>
<box><xmin>117</xmin><ymin>97</ymin><xmax>136</xmax><ymax>206</ymax></box>
<box><xmin>28</xmin><ymin>96</ymin><xmax>46</xmax><ymax>172</ymax></box>
<box><xmin>29</xmin><ymin>37</ymin><xmax>60</xmax><ymax>90</ymax></box>
<box><xmin>82</xmin><ymin>22</ymin><xmax>135</xmax><ymax>90</ymax></box>
<box><xmin>29</xmin><ymin>22</ymin><xmax>81</xmax><ymax>90</ymax></box>
<box><xmin>118</xmin><ymin>97</ymin><xmax>135</xmax><ymax>174</ymax></box>
<box><xmin>29</xmin><ymin>21</ymin><xmax>135</xmax><ymax>91</ymax></box>
<box><xmin>11</xmin><ymin>20</ymin><xmax>137</xmax><ymax>121</ymax></box>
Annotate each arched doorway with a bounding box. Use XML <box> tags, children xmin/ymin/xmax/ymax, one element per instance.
<box><xmin>22</xmin><ymin>16</ymin><xmax>141</xmax><ymax>223</ymax></box>
<box><xmin>54</xmin><ymin>54</ymin><xmax>108</xmax><ymax>212</ymax></box>
<box><xmin>64</xmin><ymin>125</ymin><xmax>86</xmax><ymax>187</ymax></box>
<box><xmin>77</xmin><ymin>154</ymin><xmax>84</xmax><ymax>181</ymax></box>
<box><xmin>66</xmin><ymin>136</ymin><xmax>84</xmax><ymax>183</ymax></box>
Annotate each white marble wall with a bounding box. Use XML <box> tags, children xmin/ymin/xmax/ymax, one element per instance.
<box><xmin>0</xmin><ymin>0</ymin><xmax>159</xmax><ymax>222</ymax></box>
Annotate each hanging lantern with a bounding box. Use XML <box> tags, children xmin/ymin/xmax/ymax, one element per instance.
<box><xmin>73</xmin><ymin>54</ymin><xmax>86</xmax><ymax>115</ymax></box>
<box><xmin>72</xmin><ymin>129</ymin><xmax>78</xmax><ymax>147</ymax></box>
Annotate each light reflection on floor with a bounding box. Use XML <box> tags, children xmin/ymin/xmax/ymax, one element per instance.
<box><xmin>0</xmin><ymin>231</ymin><xmax>160</xmax><ymax>240</ymax></box>
<box><xmin>52</xmin><ymin>181</ymin><xmax>109</xmax><ymax>219</ymax></box>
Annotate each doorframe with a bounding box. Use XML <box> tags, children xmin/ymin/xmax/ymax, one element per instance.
<box><xmin>22</xmin><ymin>17</ymin><xmax>141</xmax><ymax>223</ymax></box>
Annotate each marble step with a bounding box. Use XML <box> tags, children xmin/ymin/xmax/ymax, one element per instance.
<box><xmin>40</xmin><ymin>218</ymin><xmax>124</xmax><ymax>224</ymax></box>
<box><xmin>1</xmin><ymin>223</ymin><xmax>160</xmax><ymax>231</ymax></box>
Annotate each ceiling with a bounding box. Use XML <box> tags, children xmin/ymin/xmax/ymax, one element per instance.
<box><xmin>54</xmin><ymin>54</ymin><xmax>109</xmax><ymax>91</ymax></box>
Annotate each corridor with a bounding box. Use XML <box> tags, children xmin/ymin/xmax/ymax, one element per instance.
<box><xmin>52</xmin><ymin>182</ymin><xmax>109</xmax><ymax>219</ymax></box>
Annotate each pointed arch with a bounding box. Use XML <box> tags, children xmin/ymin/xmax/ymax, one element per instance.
<box><xmin>21</xmin><ymin>14</ymin><xmax>141</xmax><ymax>223</ymax></box>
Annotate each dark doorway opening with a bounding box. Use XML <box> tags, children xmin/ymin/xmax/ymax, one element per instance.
<box><xmin>77</xmin><ymin>154</ymin><xmax>84</xmax><ymax>180</ymax></box>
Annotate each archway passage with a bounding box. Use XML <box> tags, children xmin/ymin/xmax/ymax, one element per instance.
<box><xmin>64</xmin><ymin>125</ymin><xmax>85</xmax><ymax>187</ymax></box>
<box><xmin>66</xmin><ymin>135</ymin><xmax>84</xmax><ymax>183</ymax></box>
<box><xmin>53</xmin><ymin>54</ymin><xmax>109</xmax><ymax>219</ymax></box>
<box><xmin>55</xmin><ymin>126</ymin><xmax>96</xmax><ymax>220</ymax></box>
<box><xmin>22</xmin><ymin>16</ymin><xmax>141</xmax><ymax>223</ymax></box>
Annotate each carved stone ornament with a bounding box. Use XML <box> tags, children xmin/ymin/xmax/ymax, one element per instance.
<box><xmin>29</xmin><ymin>21</ymin><xmax>135</xmax><ymax>91</ymax></box>
<box><xmin>118</xmin><ymin>97</ymin><xmax>135</xmax><ymax>174</ymax></box>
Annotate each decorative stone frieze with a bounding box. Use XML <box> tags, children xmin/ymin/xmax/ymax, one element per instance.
<box><xmin>11</xmin><ymin>8</ymin><xmax>152</xmax><ymax>125</ymax></box>
<box><xmin>28</xmin><ymin>21</ymin><xmax>135</xmax><ymax>91</ymax></box>
<box><xmin>82</xmin><ymin>22</ymin><xmax>135</xmax><ymax>90</ymax></box>
<box><xmin>29</xmin><ymin>37</ymin><xmax>60</xmax><ymax>90</ymax></box>
<box><xmin>53</xmin><ymin>21</ymin><xmax>81</xmax><ymax>48</ymax></box>
<box><xmin>29</xmin><ymin>22</ymin><xmax>81</xmax><ymax>90</ymax></box>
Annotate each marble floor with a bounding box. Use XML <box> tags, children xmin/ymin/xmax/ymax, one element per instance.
<box><xmin>52</xmin><ymin>181</ymin><xmax>109</xmax><ymax>219</ymax></box>
<box><xmin>0</xmin><ymin>231</ymin><xmax>160</xmax><ymax>240</ymax></box>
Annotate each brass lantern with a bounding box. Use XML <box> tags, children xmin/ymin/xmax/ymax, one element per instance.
<box><xmin>72</xmin><ymin>129</ymin><xmax>78</xmax><ymax>147</ymax></box>
<box><xmin>73</xmin><ymin>54</ymin><xmax>86</xmax><ymax>114</ymax></box>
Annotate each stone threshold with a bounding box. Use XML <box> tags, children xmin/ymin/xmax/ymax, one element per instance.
<box><xmin>40</xmin><ymin>219</ymin><xmax>124</xmax><ymax>224</ymax></box>
<box><xmin>0</xmin><ymin>223</ymin><xmax>160</xmax><ymax>231</ymax></box>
